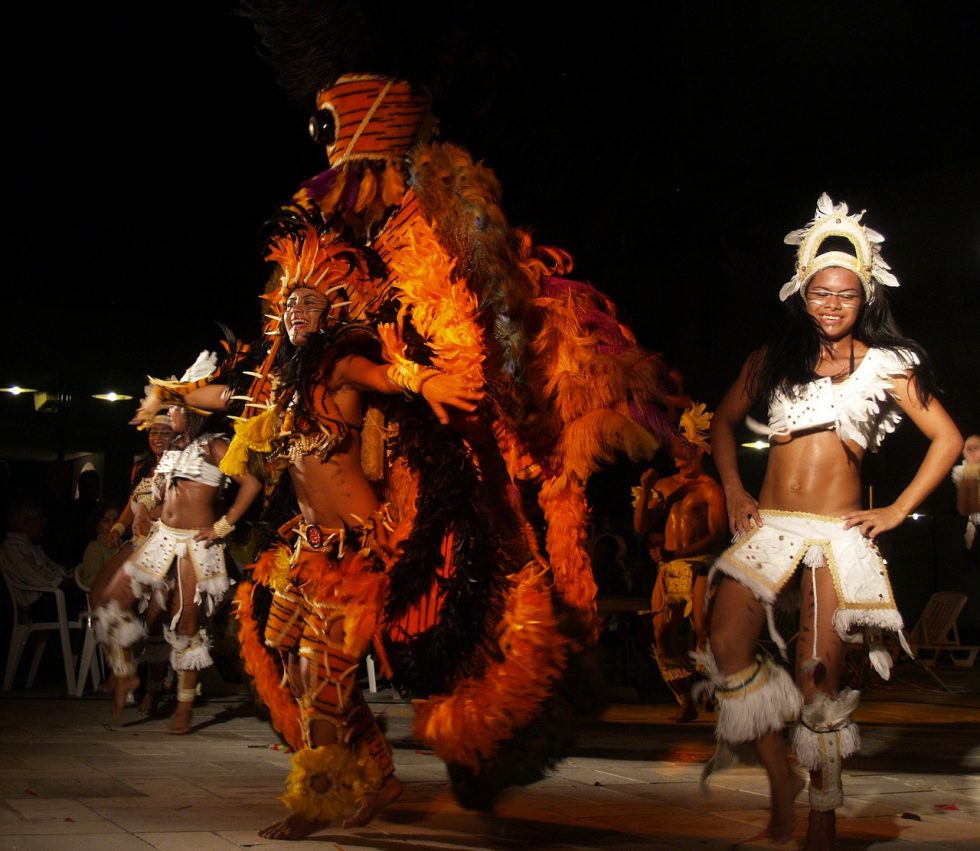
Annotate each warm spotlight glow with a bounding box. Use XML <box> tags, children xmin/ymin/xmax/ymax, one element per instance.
<box><xmin>741</xmin><ymin>440</ymin><xmax>769</xmax><ymax>450</ymax></box>
<box><xmin>2</xmin><ymin>385</ymin><xmax>38</xmax><ymax>395</ymax></box>
<box><xmin>92</xmin><ymin>392</ymin><xmax>134</xmax><ymax>402</ymax></box>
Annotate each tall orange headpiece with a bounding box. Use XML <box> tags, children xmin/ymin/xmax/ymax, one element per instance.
<box><xmin>312</xmin><ymin>74</ymin><xmax>432</xmax><ymax>167</ymax></box>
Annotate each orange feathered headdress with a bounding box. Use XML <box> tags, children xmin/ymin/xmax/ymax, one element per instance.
<box><xmin>260</xmin><ymin>222</ymin><xmax>388</xmax><ymax>337</ymax></box>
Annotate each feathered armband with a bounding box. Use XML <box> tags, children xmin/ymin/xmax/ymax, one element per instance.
<box><xmin>219</xmin><ymin>406</ymin><xmax>280</xmax><ymax>478</ymax></box>
<box><xmin>385</xmin><ymin>361</ymin><xmax>440</xmax><ymax>394</ymax></box>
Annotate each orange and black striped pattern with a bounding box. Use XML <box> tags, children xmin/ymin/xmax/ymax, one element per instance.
<box><xmin>316</xmin><ymin>74</ymin><xmax>430</xmax><ymax>165</ymax></box>
<box><xmin>263</xmin><ymin>568</ymin><xmax>392</xmax><ymax>774</ymax></box>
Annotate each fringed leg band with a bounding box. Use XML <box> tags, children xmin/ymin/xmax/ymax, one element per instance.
<box><xmin>94</xmin><ymin>601</ymin><xmax>145</xmax><ymax>676</ymax></box>
<box><xmin>165</xmin><ymin>627</ymin><xmax>213</xmax><ymax>671</ymax></box>
<box><xmin>105</xmin><ymin>645</ymin><xmax>136</xmax><ymax>678</ymax></box>
<box><xmin>792</xmin><ymin>689</ymin><xmax>861</xmax><ymax>811</ymax></box>
<box><xmin>94</xmin><ymin>601</ymin><xmax>146</xmax><ymax>649</ymax></box>
<box><xmin>694</xmin><ymin>644</ymin><xmax>803</xmax><ymax>744</ymax></box>
<box><xmin>692</xmin><ymin>644</ymin><xmax>802</xmax><ymax>786</ymax></box>
<box><xmin>281</xmin><ymin>742</ymin><xmax>383</xmax><ymax>822</ymax></box>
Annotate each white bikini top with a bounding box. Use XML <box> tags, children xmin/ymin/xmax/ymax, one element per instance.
<box><xmin>767</xmin><ymin>347</ymin><xmax>917</xmax><ymax>451</ymax></box>
<box><xmin>154</xmin><ymin>433</ymin><xmax>228</xmax><ymax>489</ymax></box>
<box><xmin>130</xmin><ymin>475</ymin><xmax>154</xmax><ymax>512</ymax></box>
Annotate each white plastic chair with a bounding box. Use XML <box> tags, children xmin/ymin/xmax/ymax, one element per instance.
<box><xmin>72</xmin><ymin>564</ymin><xmax>105</xmax><ymax>696</ymax></box>
<box><xmin>908</xmin><ymin>591</ymin><xmax>978</xmax><ymax>668</ymax></box>
<box><xmin>2</xmin><ymin>569</ymin><xmax>81</xmax><ymax>693</ymax></box>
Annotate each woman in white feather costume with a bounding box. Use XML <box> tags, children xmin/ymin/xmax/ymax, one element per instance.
<box><xmin>701</xmin><ymin>195</ymin><xmax>962</xmax><ymax>848</ymax></box>
<box><xmin>95</xmin><ymin>352</ymin><xmax>263</xmax><ymax>734</ymax></box>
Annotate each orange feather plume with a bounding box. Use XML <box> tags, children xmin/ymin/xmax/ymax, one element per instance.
<box><xmin>411</xmin><ymin>563</ymin><xmax>570</xmax><ymax>771</ymax></box>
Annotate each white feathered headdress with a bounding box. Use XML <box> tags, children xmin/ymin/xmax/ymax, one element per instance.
<box><xmin>679</xmin><ymin>402</ymin><xmax>712</xmax><ymax>453</ymax></box>
<box><xmin>780</xmin><ymin>193</ymin><xmax>899</xmax><ymax>303</ymax></box>
<box><xmin>180</xmin><ymin>350</ymin><xmax>219</xmax><ymax>383</ymax></box>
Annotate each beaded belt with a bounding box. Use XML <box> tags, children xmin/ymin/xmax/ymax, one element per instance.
<box><xmin>295</xmin><ymin>519</ymin><xmax>346</xmax><ymax>553</ymax></box>
<box><xmin>276</xmin><ymin>513</ymin><xmax>346</xmax><ymax>552</ymax></box>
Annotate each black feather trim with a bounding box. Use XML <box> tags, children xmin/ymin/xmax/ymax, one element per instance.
<box><xmin>248</xmin><ymin>574</ymin><xmax>275</xmax><ymax>635</ymax></box>
<box><xmin>379</xmin><ymin>395</ymin><xmax>514</xmax><ymax>697</ymax></box>
<box><xmin>238</xmin><ymin>0</ymin><xmax>440</xmax><ymax>106</ymax></box>
<box><xmin>236</xmin><ymin>0</ymin><xmax>521</xmax><ymax>124</ymax></box>
<box><xmin>446</xmin><ymin>597</ymin><xmax>607</xmax><ymax>811</ymax></box>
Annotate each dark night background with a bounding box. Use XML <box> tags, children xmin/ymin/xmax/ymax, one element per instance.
<box><xmin>2</xmin><ymin>3</ymin><xmax>978</xmax><ymax>625</ymax></box>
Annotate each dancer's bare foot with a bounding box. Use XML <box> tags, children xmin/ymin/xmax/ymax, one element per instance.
<box><xmin>138</xmin><ymin>690</ymin><xmax>162</xmax><ymax>717</ymax></box>
<box><xmin>670</xmin><ymin>699</ymin><xmax>698</xmax><ymax>723</ymax></box>
<box><xmin>112</xmin><ymin>675</ymin><xmax>139</xmax><ymax>718</ymax></box>
<box><xmin>803</xmin><ymin>809</ymin><xmax>836</xmax><ymax>851</ymax></box>
<box><xmin>165</xmin><ymin>701</ymin><xmax>193</xmax><ymax>734</ymax></box>
<box><xmin>768</xmin><ymin>770</ymin><xmax>805</xmax><ymax>843</ymax></box>
<box><xmin>342</xmin><ymin>775</ymin><xmax>403</xmax><ymax>829</ymax></box>
<box><xmin>258</xmin><ymin>812</ymin><xmax>328</xmax><ymax>840</ymax></box>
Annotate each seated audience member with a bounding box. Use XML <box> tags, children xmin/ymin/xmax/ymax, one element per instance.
<box><xmin>77</xmin><ymin>501</ymin><xmax>123</xmax><ymax>591</ymax></box>
<box><xmin>0</xmin><ymin>497</ymin><xmax>85</xmax><ymax>620</ymax></box>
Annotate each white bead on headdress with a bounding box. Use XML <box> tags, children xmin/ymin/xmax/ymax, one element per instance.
<box><xmin>780</xmin><ymin>193</ymin><xmax>899</xmax><ymax>303</ymax></box>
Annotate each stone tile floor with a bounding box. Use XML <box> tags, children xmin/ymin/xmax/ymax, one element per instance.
<box><xmin>0</xmin><ymin>660</ymin><xmax>977</xmax><ymax>850</ymax></box>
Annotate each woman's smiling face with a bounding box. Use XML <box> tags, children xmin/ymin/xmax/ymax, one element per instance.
<box><xmin>283</xmin><ymin>287</ymin><xmax>329</xmax><ymax>346</ymax></box>
<box><xmin>804</xmin><ymin>267</ymin><xmax>863</xmax><ymax>340</ymax></box>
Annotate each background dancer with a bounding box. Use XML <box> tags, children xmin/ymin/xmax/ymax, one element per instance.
<box><xmin>97</xmin><ymin>353</ymin><xmax>262</xmax><ymax>733</ymax></box>
<box><xmin>633</xmin><ymin>403</ymin><xmax>726</xmax><ymax>721</ymax></box>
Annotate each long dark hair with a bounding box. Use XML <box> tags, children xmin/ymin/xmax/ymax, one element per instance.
<box><xmin>172</xmin><ymin>409</ymin><xmax>228</xmax><ymax>450</ymax></box>
<box><xmin>273</xmin><ymin>321</ymin><xmax>382</xmax><ymax>410</ymax></box>
<box><xmin>748</xmin><ymin>285</ymin><xmax>938</xmax><ymax>408</ymax></box>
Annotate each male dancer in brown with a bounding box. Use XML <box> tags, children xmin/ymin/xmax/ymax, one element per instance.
<box><xmin>634</xmin><ymin>404</ymin><xmax>727</xmax><ymax>721</ymax></box>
